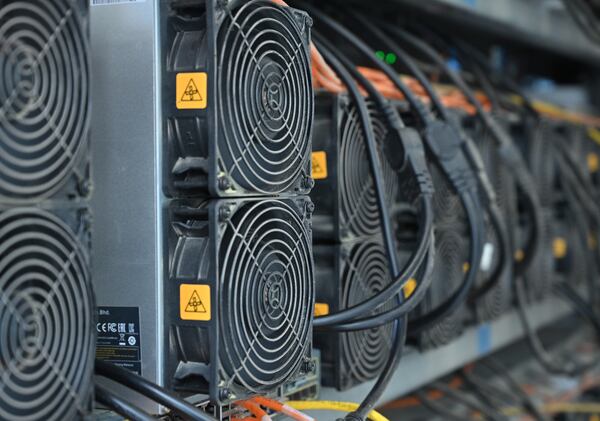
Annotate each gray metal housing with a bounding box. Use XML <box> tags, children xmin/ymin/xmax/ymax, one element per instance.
<box><xmin>90</xmin><ymin>0</ymin><xmax>167</xmax><ymax>413</ymax></box>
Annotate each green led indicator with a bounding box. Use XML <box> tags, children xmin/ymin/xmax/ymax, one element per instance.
<box><xmin>375</xmin><ymin>50</ymin><xmax>385</xmax><ymax>60</ymax></box>
<box><xmin>385</xmin><ymin>53</ymin><xmax>397</xmax><ymax>65</ymax></box>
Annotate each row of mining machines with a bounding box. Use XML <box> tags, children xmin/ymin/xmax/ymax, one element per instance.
<box><xmin>1</xmin><ymin>0</ymin><xmax>599</xmax><ymax>420</ymax></box>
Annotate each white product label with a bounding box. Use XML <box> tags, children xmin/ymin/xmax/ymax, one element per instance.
<box><xmin>480</xmin><ymin>242</ymin><xmax>495</xmax><ymax>272</ymax></box>
<box><xmin>91</xmin><ymin>0</ymin><xmax>146</xmax><ymax>6</ymax></box>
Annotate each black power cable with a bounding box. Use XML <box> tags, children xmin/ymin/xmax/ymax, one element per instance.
<box><xmin>343</xmin><ymin>318</ymin><xmax>407</xmax><ymax>421</ymax></box>
<box><xmin>514</xmin><ymin>272</ymin><xmax>600</xmax><ymax>377</ymax></box>
<box><xmin>476</xmin><ymin>359</ymin><xmax>549</xmax><ymax>421</ymax></box>
<box><xmin>95</xmin><ymin>360</ymin><xmax>218</xmax><ymax>421</ymax></box>
<box><xmin>430</xmin><ymin>381</ymin><xmax>509</xmax><ymax>421</ymax></box>
<box><xmin>388</xmin><ymin>25</ymin><xmax>544</xmax><ymax>279</ymax></box>
<box><xmin>442</xmin><ymin>36</ymin><xmax>600</xmax><ymax>370</ymax></box>
<box><xmin>326</xmin><ymin>208</ymin><xmax>479</xmax><ymax>333</ymax></box>
<box><xmin>312</xmin><ymin>33</ymin><xmax>436</xmax><ymax>314</ymax></box>
<box><xmin>415</xmin><ymin>390</ymin><xmax>470</xmax><ymax>421</ymax></box>
<box><xmin>294</xmin><ymin>2</ymin><xmax>436</xmax><ymax>329</ymax></box>
<box><xmin>305</xmin><ymin>4</ymin><xmax>489</xmax><ymax>334</ymax></box>
<box><xmin>351</xmin><ymin>14</ymin><xmax>509</xmax><ymax>305</ymax></box>
<box><xmin>95</xmin><ymin>384</ymin><xmax>158</xmax><ymax>421</ymax></box>
<box><xmin>310</xmin><ymin>38</ymin><xmax>410</xmax><ymax>421</ymax></box>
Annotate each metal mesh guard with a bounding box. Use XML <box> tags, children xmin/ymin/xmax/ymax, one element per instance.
<box><xmin>0</xmin><ymin>208</ymin><xmax>94</xmax><ymax>421</ymax></box>
<box><xmin>0</xmin><ymin>0</ymin><xmax>90</xmax><ymax>201</ymax></box>
<box><xmin>218</xmin><ymin>199</ymin><xmax>314</xmax><ymax>392</ymax></box>
<box><xmin>217</xmin><ymin>0</ymin><xmax>313</xmax><ymax>194</ymax></box>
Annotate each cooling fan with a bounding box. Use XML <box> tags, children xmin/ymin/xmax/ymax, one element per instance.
<box><xmin>523</xmin><ymin>120</ymin><xmax>564</xmax><ymax>301</ymax></box>
<box><xmin>312</xmin><ymin>93</ymin><xmax>399</xmax><ymax>242</ymax></box>
<box><xmin>0</xmin><ymin>207</ymin><xmax>94</xmax><ymax>421</ymax></box>
<box><xmin>164</xmin><ymin>0</ymin><xmax>313</xmax><ymax>197</ymax></box>
<box><xmin>412</xmin><ymin>228</ymin><xmax>468</xmax><ymax>349</ymax></box>
<box><xmin>314</xmin><ymin>239</ymin><xmax>395</xmax><ymax>390</ymax></box>
<box><xmin>169</xmin><ymin>198</ymin><xmax>314</xmax><ymax>403</ymax></box>
<box><xmin>0</xmin><ymin>0</ymin><xmax>90</xmax><ymax>203</ymax></box>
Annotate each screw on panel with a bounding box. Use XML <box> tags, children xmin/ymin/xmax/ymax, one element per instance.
<box><xmin>79</xmin><ymin>180</ymin><xmax>92</xmax><ymax>197</ymax></box>
<box><xmin>220</xmin><ymin>388</ymin><xmax>234</xmax><ymax>401</ymax></box>
<box><xmin>218</xmin><ymin>176</ymin><xmax>231</xmax><ymax>191</ymax></box>
<box><xmin>303</xmin><ymin>176</ymin><xmax>315</xmax><ymax>190</ymax></box>
<box><xmin>301</xmin><ymin>358</ymin><xmax>315</xmax><ymax>374</ymax></box>
<box><xmin>219</xmin><ymin>206</ymin><xmax>232</xmax><ymax>222</ymax></box>
<box><xmin>340</xmin><ymin>227</ymin><xmax>349</xmax><ymax>239</ymax></box>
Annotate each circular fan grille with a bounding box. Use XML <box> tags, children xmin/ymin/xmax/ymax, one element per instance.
<box><xmin>340</xmin><ymin>240</ymin><xmax>394</xmax><ymax>384</ymax></box>
<box><xmin>339</xmin><ymin>101</ymin><xmax>398</xmax><ymax>238</ymax></box>
<box><xmin>0</xmin><ymin>208</ymin><xmax>93</xmax><ymax>421</ymax></box>
<box><xmin>219</xmin><ymin>200</ymin><xmax>314</xmax><ymax>392</ymax></box>
<box><xmin>421</xmin><ymin>229</ymin><xmax>466</xmax><ymax>347</ymax></box>
<box><xmin>218</xmin><ymin>0</ymin><xmax>313</xmax><ymax>194</ymax></box>
<box><xmin>0</xmin><ymin>1</ymin><xmax>90</xmax><ymax>201</ymax></box>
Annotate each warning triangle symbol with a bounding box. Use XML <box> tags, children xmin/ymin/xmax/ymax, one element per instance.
<box><xmin>181</xmin><ymin>79</ymin><xmax>203</xmax><ymax>102</ymax></box>
<box><xmin>312</xmin><ymin>156</ymin><xmax>322</xmax><ymax>173</ymax></box>
<box><xmin>185</xmin><ymin>290</ymin><xmax>207</xmax><ymax>313</ymax></box>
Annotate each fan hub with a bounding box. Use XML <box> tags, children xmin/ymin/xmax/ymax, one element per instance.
<box><xmin>265</xmin><ymin>275</ymin><xmax>283</xmax><ymax>309</ymax></box>
<box><xmin>261</xmin><ymin>78</ymin><xmax>283</xmax><ymax>121</ymax></box>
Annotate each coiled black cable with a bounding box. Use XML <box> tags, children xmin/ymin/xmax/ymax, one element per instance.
<box><xmin>306</xmin><ymin>6</ymin><xmax>490</xmax><ymax>334</ymax></box>
<box><xmin>356</xmin><ymin>16</ymin><xmax>509</xmax><ymax>304</ymax></box>
<box><xmin>302</xmin><ymin>14</ymin><xmax>436</xmax><ymax>329</ymax></box>
<box><xmin>328</xmin><ymin>195</ymin><xmax>482</xmax><ymax>333</ymax></box>
<box><xmin>95</xmin><ymin>360</ymin><xmax>218</xmax><ymax>421</ymax></box>
<box><xmin>388</xmin><ymin>25</ymin><xmax>543</xmax><ymax>278</ymax></box>
<box><xmin>310</xmin><ymin>38</ymin><xmax>410</xmax><ymax>421</ymax></box>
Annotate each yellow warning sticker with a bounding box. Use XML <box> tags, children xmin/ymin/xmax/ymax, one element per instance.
<box><xmin>312</xmin><ymin>151</ymin><xmax>328</xmax><ymax>180</ymax></box>
<box><xmin>314</xmin><ymin>302</ymin><xmax>330</xmax><ymax>317</ymax></box>
<box><xmin>403</xmin><ymin>278</ymin><xmax>417</xmax><ymax>299</ymax></box>
<box><xmin>176</xmin><ymin>73</ymin><xmax>207</xmax><ymax>110</ymax></box>
<box><xmin>514</xmin><ymin>249</ymin><xmax>525</xmax><ymax>262</ymax></box>
<box><xmin>587</xmin><ymin>153</ymin><xmax>599</xmax><ymax>173</ymax></box>
<box><xmin>180</xmin><ymin>284</ymin><xmax>211</xmax><ymax>321</ymax></box>
<box><xmin>553</xmin><ymin>237</ymin><xmax>568</xmax><ymax>259</ymax></box>
<box><xmin>589</xmin><ymin>233</ymin><xmax>598</xmax><ymax>250</ymax></box>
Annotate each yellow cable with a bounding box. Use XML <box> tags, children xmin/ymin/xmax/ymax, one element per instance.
<box><xmin>588</xmin><ymin>127</ymin><xmax>600</xmax><ymax>147</ymax></box>
<box><xmin>544</xmin><ymin>402</ymin><xmax>600</xmax><ymax>414</ymax></box>
<box><xmin>503</xmin><ymin>402</ymin><xmax>600</xmax><ymax>416</ymax></box>
<box><xmin>286</xmin><ymin>401</ymin><xmax>390</xmax><ymax>421</ymax></box>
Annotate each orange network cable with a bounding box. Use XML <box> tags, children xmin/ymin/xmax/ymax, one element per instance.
<box><xmin>271</xmin><ymin>0</ymin><xmax>345</xmax><ymax>93</ymax></box>
<box><xmin>250</xmin><ymin>397</ymin><xmax>315</xmax><ymax>421</ymax></box>
<box><xmin>234</xmin><ymin>400</ymin><xmax>273</xmax><ymax>421</ymax></box>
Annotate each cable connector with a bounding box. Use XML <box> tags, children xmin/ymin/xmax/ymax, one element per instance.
<box><xmin>461</xmin><ymin>131</ymin><xmax>498</xmax><ymax>207</ymax></box>
<box><xmin>424</xmin><ymin>121</ymin><xmax>478</xmax><ymax>197</ymax></box>
<box><xmin>396</xmin><ymin>126</ymin><xmax>434</xmax><ymax>203</ymax></box>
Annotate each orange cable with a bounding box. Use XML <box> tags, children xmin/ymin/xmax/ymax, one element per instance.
<box><xmin>251</xmin><ymin>397</ymin><xmax>315</xmax><ymax>421</ymax></box>
<box><xmin>235</xmin><ymin>400</ymin><xmax>272</xmax><ymax>421</ymax></box>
